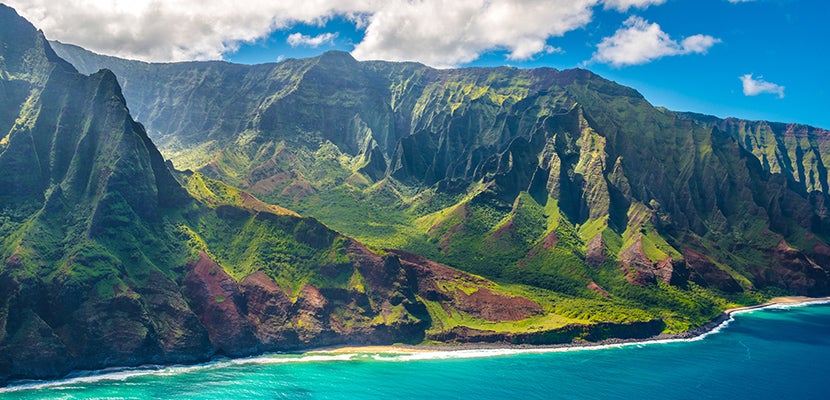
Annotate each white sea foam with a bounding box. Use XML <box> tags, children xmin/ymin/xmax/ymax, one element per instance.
<box><xmin>228</xmin><ymin>353</ymin><xmax>356</xmax><ymax>366</ymax></box>
<box><xmin>3</xmin><ymin>299</ymin><xmax>828</xmax><ymax>393</ymax></box>
<box><xmin>0</xmin><ymin>367</ymin><xmax>168</xmax><ymax>393</ymax></box>
<box><xmin>0</xmin><ymin>353</ymin><xmax>370</xmax><ymax>393</ymax></box>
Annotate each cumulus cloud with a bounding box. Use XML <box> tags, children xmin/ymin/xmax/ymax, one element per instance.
<box><xmin>4</xmin><ymin>0</ymin><xmax>377</xmax><ymax>62</ymax></box>
<box><xmin>603</xmin><ymin>0</ymin><xmax>666</xmax><ymax>12</ymax></box>
<box><xmin>740</xmin><ymin>74</ymin><xmax>785</xmax><ymax>98</ymax></box>
<box><xmin>6</xmin><ymin>0</ymin><xmax>672</xmax><ymax>66</ymax></box>
<box><xmin>728</xmin><ymin>0</ymin><xmax>754</xmax><ymax>3</ymax></box>
<box><xmin>351</xmin><ymin>0</ymin><xmax>596</xmax><ymax>67</ymax></box>
<box><xmin>591</xmin><ymin>16</ymin><xmax>720</xmax><ymax>67</ymax></box>
<box><xmin>287</xmin><ymin>32</ymin><xmax>338</xmax><ymax>48</ymax></box>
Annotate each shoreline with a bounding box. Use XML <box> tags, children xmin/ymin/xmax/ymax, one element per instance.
<box><xmin>4</xmin><ymin>296</ymin><xmax>829</xmax><ymax>391</ymax></box>
<box><xmin>309</xmin><ymin>296</ymin><xmax>830</xmax><ymax>355</ymax></box>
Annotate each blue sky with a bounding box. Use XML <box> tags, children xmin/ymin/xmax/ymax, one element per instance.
<box><xmin>10</xmin><ymin>0</ymin><xmax>830</xmax><ymax>128</ymax></box>
<box><xmin>228</xmin><ymin>0</ymin><xmax>830</xmax><ymax>128</ymax></box>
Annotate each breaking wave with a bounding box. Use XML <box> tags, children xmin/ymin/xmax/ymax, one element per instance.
<box><xmin>4</xmin><ymin>299</ymin><xmax>828</xmax><ymax>394</ymax></box>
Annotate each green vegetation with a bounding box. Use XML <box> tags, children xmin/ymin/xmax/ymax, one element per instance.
<box><xmin>37</xmin><ymin>46</ymin><xmax>790</xmax><ymax>337</ymax></box>
<box><xmin>420</xmin><ymin>296</ymin><xmax>582</xmax><ymax>335</ymax></box>
<box><xmin>3</xmin><ymin>10</ymin><xmax>830</xmax><ymax>387</ymax></box>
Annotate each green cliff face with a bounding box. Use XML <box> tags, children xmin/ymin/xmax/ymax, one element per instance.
<box><xmin>675</xmin><ymin>112</ymin><xmax>830</xmax><ymax>194</ymax></box>
<box><xmin>3</xmin><ymin>6</ymin><xmax>617</xmax><ymax>384</ymax></box>
<box><xmin>0</xmin><ymin>5</ymin><xmax>201</xmax><ymax>380</ymax></box>
<box><xmin>52</xmin><ymin>40</ymin><xmax>830</xmax><ymax>305</ymax></box>
<box><xmin>3</xmin><ymin>3</ymin><xmax>827</xmax><ymax>385</ymax></box>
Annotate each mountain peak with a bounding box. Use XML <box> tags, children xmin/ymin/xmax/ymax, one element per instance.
<box><xmin>0</xmin><ymin>4</ymin><xmax>75</xmax><ymax>77</ymax></box>
<box><xmin>314</xmin><ymin>50</ymin><xmax>358</xmax><ymax>65</ymax></box>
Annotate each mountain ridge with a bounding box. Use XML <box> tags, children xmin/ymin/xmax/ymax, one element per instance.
<box><xmin>0</xmin><ymin>2</ymin><xmax>827</xmax><ymax>386</ymax></box>
<box><xmin>6</xmin><ymin>6</ymin><xmax>655</xmax><ymax>384</ymax></box>
<box><xmin>48</xmin><ymin>36</ymin><xmax>830</xmax><ymax>304</ymax></box>
<box><xmin>50</xmin><ymin>41</ymin><xmax>830</xmax><ymax>208</ymax></box>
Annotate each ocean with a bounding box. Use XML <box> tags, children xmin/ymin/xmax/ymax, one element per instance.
<box><xmin>3</xmin><ymin>302</ymin><xmax>829</xmax><ymax>399</ymax></box>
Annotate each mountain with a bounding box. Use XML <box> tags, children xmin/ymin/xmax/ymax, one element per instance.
<box><xmin>52</xmin><ymin>42</ymin><xmax>830</xmax><ymax>199</ymax></box>
<box><xmin>674</xmin><ymin>111</ymin><xmax>830</xmax><ymax>194</ymax></box>
<box><xmin>51</xmin><ymin>40</ymin><xmax>830</xmax><ymax>302</ymax></box>
<box><xmin>2</xmin><ymin>6</ymin><xmax>647</xmax><ymax>385</ymax></box>
<box><xmin>2</xmin><ymin>2</ymin><xmax>828</xmax><ymax>385</ymax></box>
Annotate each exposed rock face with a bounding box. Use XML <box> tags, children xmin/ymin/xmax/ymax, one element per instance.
<box><xmin>683</xmin><ymin>249</ymin><xmax>743</xmax><ymax>293</ymax></box>
<box><xmin>587</xmin><ymin>282</ymin><xmax>610</xmax><ymax>298</ymax></box>
<box><xmin>585</xmin><ymin>235</ymin><xmax>607</xmax><ymax>268</ymax></box>
<box><xmin>50</xmin><ymin>38</ymin><xmax>830</xmax><ymax>301</ymax></box>
<box><xmin>755</xmin><ymin>241</ymin><xmax>830</xmax><ymax>296</ymax></box>
<box><xmin>619</xmin><ymin>240</ymin><xmax>687</xmax><ymax>286</ymax></box>
<box><xmin>170</xmin><ymin>247</ymin><xmax>552</xmax><ymax>357</ymax></box>
<box><xmin>180</xmin><ymin>243</ymin><xmax>428</xmax><ymax>355</ymax></box>
<box><xmin>238</xmin><ymin>271</ymin><xmax>294</xmax><ymax>345</ymax></box>
<box><xmin>183</xmin><ymin>253</ymin><xmax>259</xmax><ymax>355</ymax></box>
<box><xmin>392</xmin><ymin>250</ymin><xmax>544</xmax><ymax>322</ymax></box>
<box><xmin>453</xmin><ymin>287</ymin><xmax>543</xmax><ymax>322</ymax></box>
<box><xmin>5</xmin><ymin>1</ymin><xmax>830</xmax><ymax>387</ymax></box>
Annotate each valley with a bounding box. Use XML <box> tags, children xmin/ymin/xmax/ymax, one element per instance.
<box><xmin>2</xmin><ymin>3</ymin><xmax>830</xmax><ymax>386</ymax></box>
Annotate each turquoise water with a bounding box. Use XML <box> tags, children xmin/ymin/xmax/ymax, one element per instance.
<box><xmin>4</xmin><ymin>302</ymin><xmax>830</xmax><ymax>399</ymax></box>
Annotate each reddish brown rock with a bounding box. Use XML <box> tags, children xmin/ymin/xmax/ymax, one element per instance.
<box><xmin>619</xmin><ymin>239</ymin><xmax>685</xmax><ymax>285</ymax></box>
<box><xmin>455</xmin><ymin>287</ymin><xmax>544</xmax><ymax>321</ymax></box>
<box><xmin>239</xmin><ymin>271</ymin><xmax>294</xmax><ymax>345</ymax></box>
<box><xmin>182</xmin><ymin>251</ymin><xmax>258</xmax><ymax>356</ymax></box>
<box><xmin>138</xmin><ymin>271</ymin><xmax>213</xmax><ymax>359</ymax></box>
<box><xmin>491</xmin><ymin>219</ymin><xmax>516</xmax><ymax>240</ymax></box>
<box><xmin>682</xmin><ymin>248</ymin><xmax>742</xmax><ymax>292</ymax></box>
<box><xmin>527</xmin><ymin>230</ymin><xmax>559</xmax><ymax>259</ymax></box>
<box><xmin>389</xmin><ymin>250</ymin><xmax>543</xmax><ymax>321</ymax></box>
<box><xmin>587</xmin><ymin>281</ymin><xmax>610</xmax><ymax>298</ymax></box>
<box><xmin>746</xmin><ymin>240</ymin><xmax>830</xmax><ymax>296</ymax></box>
<box><xmin>585</xmin><ymin>234</ymin><xmax>607</xmax><ymax>268</ymax></box>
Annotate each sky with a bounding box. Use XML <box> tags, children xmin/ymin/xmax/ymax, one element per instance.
<box><xmin>8</xmin><ymin>0</ymin><xmax>829</xmax><ymax>128</ymax></box>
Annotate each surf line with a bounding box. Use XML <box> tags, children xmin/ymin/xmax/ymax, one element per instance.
<box><xmin>3</xmin><ymin>297</ymin><xmax>829</xmax><ymax>393</ymax></box>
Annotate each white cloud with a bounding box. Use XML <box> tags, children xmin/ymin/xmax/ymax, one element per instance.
<box><xmin>351</xmin><ymin>0</ymin><xmax>597</xmax><ymax>67</ymax></box>
<box><xmin>287</xmin><ymin>32</ymin><xmax>338</xmax><ymax>48</ymax></box>
<box><xmin>6</xmin><ymin>0</ymin><xmax>600</xmax><ymax>66</ymax></box>
<box><xmin>728</xmin><ymin>0</ymin><xmax>754</xmax><ymax>3</ymax></box>
<box><xmin>603</xmin><ymin>0</ymin><xmax>666</xmax><ymax>12</ymax></box>
<box><xmin>591</xmin><ymin>16</ymin><xmax>720</xmax><ymax>67</ymax></box>
<box><xmin>740</xmin><ymin>74</ymin><xmax>785</xmax><ymax>98</ymax></box>
<box><xmin>4</xmin><ymin>0</ymin><xmax>379</xmax><ymax>62</ymax></box>
<box><xmin>5</xmin><ymin>0</ymin><xmax>671</xmax><ymax>67</ymax></box>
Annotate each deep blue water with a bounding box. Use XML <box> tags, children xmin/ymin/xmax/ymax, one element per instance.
<box><xmin>3</xmin><ymin>302</ymin><xmax>830</xmax><ymax>399</ymax></box>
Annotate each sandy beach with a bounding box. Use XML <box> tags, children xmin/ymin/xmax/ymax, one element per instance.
<box><xmin>308</xmin><ymin>345</ymin><xmax>435</xmax><ymax>354</ymax></box>
<box><xmin>308</xmin><ymin>296</ymin><xmax>830</xmax><ymax>356</ymax></box>
<box><xmin>723</xmin><ymin>296</ymin><xmax>830</xmax><ymax>314</ymax></box>
<box><xmin>4</xmin><ymin>296</ymin><xmax>828</xmax><ymax>392</ymax></box>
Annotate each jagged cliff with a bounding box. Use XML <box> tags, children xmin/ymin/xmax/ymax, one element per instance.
<box><xmin>1</xmin><ymin>1</ymin><xmax>828</xmax><ymax>387</ymax></box>
<box><xmin>3</xmin><ymin>6</ymin><xmax>628</xmax><ymax>385</ymax></box>
<box><xmin>52</xmin><ymin>40</ymin><xmax>830</xmax><ymax>301</ymax></box>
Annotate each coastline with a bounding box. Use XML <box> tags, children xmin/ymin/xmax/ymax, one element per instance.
<box><xmin>309</xmin><ymin>296</ymin><xmax>830</xmax><ymax>356</ymax></box>
<box><xmin>4</xmin><ymin>296</ymin><xmax>829</xmax><ymax>391</ymax></box>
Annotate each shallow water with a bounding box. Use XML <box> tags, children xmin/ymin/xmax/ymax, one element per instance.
<box><xmin>4</xmin><ymin>302</ymin><xmax>830</xmax><ymax>399</ymax></box>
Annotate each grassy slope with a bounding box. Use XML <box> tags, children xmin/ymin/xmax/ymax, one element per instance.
<box><xmin>47</xmin><ymin>44</ymin><xmax>830</xmax><ymax>336</ymax></box>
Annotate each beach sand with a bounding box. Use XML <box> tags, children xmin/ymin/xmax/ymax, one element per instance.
<box><xmin>724</xmin><ymin>296</ymin><xmax>830</xmax><ymax>314</ymax></box>
<box><xmin>308</xmin><ymin>345</ymin><xmax>434</xmax><ymax>354</ymax></box>
<box><xmin>5</xmin><ymin>296</ymin><xmax>828</xmax><ymax>391</ymax></box>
